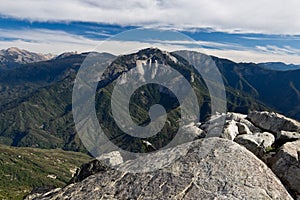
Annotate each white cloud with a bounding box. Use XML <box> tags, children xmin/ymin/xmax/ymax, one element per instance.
<box><xmin>256</xmin><ymin>45</ymin><xmax>300</xmax><ymax>55</ymax></box>
<box><xmin>204</xmin><ymin>49</ymin><xmax>300</xmax><ymax>64</ymax></box>
<box><xmin>1</xmin><ymin>28</ymin><xmax>300</xmax><ymax>64</ymax></box>
<box><xmin>0</xmin><ymin>29</ymin><xmax>98</xmax><ymax>54</ymax></box>
<box><xmin>148</xmin><ymin>40</ymin><xmax>245</xmax><ymax>50</ymax></box>
<box><xmin>0</xmin><ymin>0</ymin><xmax>300</xmax><ymax>34</ymax></box>
<box><xmin>0</xmin><ymin>28</ymin><xmax>190</xmax><ymax>55</ymax></box>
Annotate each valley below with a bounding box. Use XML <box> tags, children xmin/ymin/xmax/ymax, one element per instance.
<box><xmin>0</xmin><ymin>47</ymin><xmax>300</xmax><ymax>199</ymax></box>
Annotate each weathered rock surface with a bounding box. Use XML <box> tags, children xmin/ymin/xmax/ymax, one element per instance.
<box><xmin>181</xmin><ymin>122</ymin><xmax>204</xmax><ymax>139</ymax></box>
<box><xmin>247</xmin><ymin>111</ymin><xmax>300</xmax><ymax>134</ymax></box>
<box><xmin>33</xmin><ymin>138</ymin><xmax>292</xmax><ymax>200</ymax></box>
<box><xmin>69</xmin><ymin>151</ymin><xmax>123</xmax><ymax>183</ymax></box>
<box><xmin>201</xmin><ymin>112</ymin><xmax>260</xmax><ymax>139</ymax></box>
<box><xmin>269</xmin><ymin>140</ymin><xmax>300</xmax><ymax>197</ymax></box>
<box><xmin>236</xmin><ymin>122</ymin><xmax>252</xmax><ymax>135</ymax></box>
<box><xmin>220</xmin><ymin>120</ymin><xmax>239</xmax><ymax>140</ymax></box>
<box><xmin>226</xmin><ymin>112</ymin><xmax>261</xmax><ymax>133</ymax></box>
<box><xmin>28</xmin><ymin>111</ymin><xmax>300</xmax><ymax>200</ymax></box>
<box><xmin>97</xmin><ymin>150</ymin><xmax>124</xmax><ymax>166</ymax></box>
<box><xmin>226</xmin><ymin>112</ymin><xmax>247</xmax><ymax>121</ymax></box>
<box><xmin>234</xmin><ymin>132</ymin><xmax>275</xmax><ymax>157</ymax></box>
<box><xmin>188</xmin><ymin>111</ymin><xmax>300</xmax><ymax>199</ymax></box>
<box><xmin>69</xmin><ymin>159</ymin><xmax>111</xmax><ymax>184</ymax></box>
<box><xmin>278</xmin><ymin>131</ymin><xmax>300</xmax><ymax>143</ymax></box>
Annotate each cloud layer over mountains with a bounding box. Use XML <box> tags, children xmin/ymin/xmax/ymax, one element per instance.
<box><xmin>0</xmin><ymin>0</ymin><xmax>300</xmax><ymax>34</ymax></box>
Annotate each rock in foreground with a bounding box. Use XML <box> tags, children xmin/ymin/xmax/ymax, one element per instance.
<box><xmin>33</xmin><ymin>138</ymin><xmax>292</xmax><ymax>200</ymax></box>
<box><xmin>269</xmin><ymin>140</ymin><xmax>300</xmax><ymax>198</ymax></box>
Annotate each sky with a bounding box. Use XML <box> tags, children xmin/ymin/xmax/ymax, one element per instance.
<box><xmin>0</xmin><ymin>0</ymin><xmax>300</xmax><ymax>64</ymax></box>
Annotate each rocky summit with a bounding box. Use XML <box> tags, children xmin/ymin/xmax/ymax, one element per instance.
<box><xmin>0</xmin><ymin>47</ymin><xmax>54</xmax><ymax>69</ymax></box>
<box><xmin>28</xmin><ymin>138</ymin><xmax>292</xmax><ymax>200</ymax></box>
<box><xmin>27</xmin><ymin>111</ymin><xmax>300</xmax><ymax>200</ymax></box>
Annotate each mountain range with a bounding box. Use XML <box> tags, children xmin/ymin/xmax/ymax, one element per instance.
<box><xmin>0</xmin><ymin>47</ymin><xmax>54</xmax><ymax>69</ymax></box>
<box><xmin>0</xmin><ymin>47</ymin><xmax>299</xmax><ymax>153</ymax></box>
<box><xmin>258</xmin><ymin>62</ymin><xmax>300</xmax><ymax>71</ymax></box>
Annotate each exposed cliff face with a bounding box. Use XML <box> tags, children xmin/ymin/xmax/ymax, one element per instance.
<box><xmin>25</xmin><ymin>111</ymin><xmax>300</xmax><ymax>200</ymax></box>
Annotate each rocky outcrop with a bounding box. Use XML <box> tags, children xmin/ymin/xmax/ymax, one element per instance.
<box><xmin>277</xmin><ymin>131</ymin><xmax>300</xmax><ymax>144</ymax></box>
<box><xmin>221</xmin><ymin>120</ymin><xmax>239</xmax><ymax>140</ymax></box>
<box><xmin>31</xmin><ymin>138</ymin><xmax>292</xmax><ymax>200</ymax></box>
<box><xmin>226</xmin><ymin>112</ymin><xmax>261</xmax><ymax>133</ymax></box>
<box><xmin>197</xmin><ymin>111</ymin><xmax>300</xmax><ymax>198</ymax></box>
<box><xmin>247</xmin><ymin>111</ymin><xmax>300</xmax><ymax>135</ymax></box>
<box><xmin>234</xmin><ymin>132</ymin><xmax>275</xmax><ymax>158</ymax></box>
<box><xmin>0</xmin><ymin>47</ymin><xmax>54</xmax><ymax>69</ymax></box>
<box><xmin>28</xmin><ymin>111</ymin><xmax>300</xmax><ymax>199</ymax></box>
<box><xmin>69</xmin><ymin>151</ymin><xmax>123</xmax><ymax>183</ymax></box>
<box><xmin>69</xmin><ymin>159</ymin><xmax>111</xmax><ymax>184</ymax></box>
<box><xmin>268</xmin><ymin>140</ymin><xmax>300</xmax><ymax>198</ymax></box>
<box><xmin>97</xmin><ymin>151</ymin><xmax>124</xmax><ymax>167</ymax></box>
<box><xmin>200</xmin><ymin>112</ymin><xmax>260</xmax><ymax>138</ymax></box>
<box><xmin>236</xmin><ymin>122</ymin><xmax>252</xmax><ymax>135</ymax></box>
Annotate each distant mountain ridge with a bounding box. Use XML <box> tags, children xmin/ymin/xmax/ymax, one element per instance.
<box><xmin>257</xmin><ymin>62</ymin><xmax>300</xmax><ymax>71</ymax></box>
<box><xmin>0</xmin><ymin>48</ymin><xmax>300</xmax><ymax>153</ymax></box>
<box><xmin>0</xmin><ymin>47</ymin><xmax>55</xmax><ymax>69</ymax></box>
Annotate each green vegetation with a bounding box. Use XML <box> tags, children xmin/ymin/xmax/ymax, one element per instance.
<box><xmin>94</xmin><ymin>49</ymin><xmax>269</xmax><ymax>152</ymax></box>
<box><xmin>0</xmin><ymin>144</ymin><xmax>91</xmax><ymax>200</ymax></box>
<box><xmin>0</xmin><ymin>48</ymin><xmax>298</xmax><ymax>198</ymax></box>
<box><xmin>0</xmin><ymin>49</ymin><xmax>272</xmax><ymax>152</ymax></box>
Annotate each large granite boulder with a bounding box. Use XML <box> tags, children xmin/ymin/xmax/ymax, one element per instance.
<box><xmin>33</xmin><ymin>138</ymin><xmax>292</xmax><ymax>200</ymax></box>
<box><xmin>234</xmin><ymin>132</ymin><xmax>275</xmax><ymax>158</ymax></box>
<box><xmin>269</xmin><ymin>140</ymin><xmax>300</xmax><ymax>198</ymax></box>
<box><xmin>201</xmin><ymin>112</ymin><xmax>259</xmax><ymax>139</ymax></box>
<box><xmin>247</xmin><ymin>111</ymin><xmax>300</xmax><ymax>135</ymax></box>
<box><xmin>226</xmin><ymin>112</ymin><xmax>261</xmax><ymax>133</ymax></box>
<box><xmin>277</xmin><ymin>131</ymin><xmax>300</xmax><ymax>144</ymax></box>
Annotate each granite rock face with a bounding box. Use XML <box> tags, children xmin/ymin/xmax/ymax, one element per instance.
<box><xmin>28</xmin><ymin>111</ymin><xmax>300</xmax><ymax>199</ymax></box>
<box><xmin>278</xmin><ymin>131</ymin><xmax>300</xmax><ymax>143</ymax></box>
<box><xmin>32</xmin><ymin>138</ymin><xmax>292</xmax><ymax>200</ymax></box>
<box><xmin>234</xmin><ymin>132</ymin><xmax>275</xmax><ymax>158</ymax></box>
<box><xmin>69</xmin><ymin>151</ymin><xmax>123</xmax><ymax>183</ymax></box>
<box><xmin>97</xmin><ymin>151</ymin><xmax>124</xmax><ymax>166</ymax></box>
<box><xmin>236</xmin><ymin>122</ymin><xmax>252</xmax><ymax>135</ymax></box>
<box><xmin>269</xmin><ymin>140</ymin><xmax>300</xmax><ymax>198</ymax></box>
<box><xmin>247</xmin><ymin>111</ymin><xmax>300</xmax><ymax>135</ymax></box>
<box><xmin>221</xmin><ymin>120</ymin><xmax>239</xmax><ymax>140</ymax></box>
